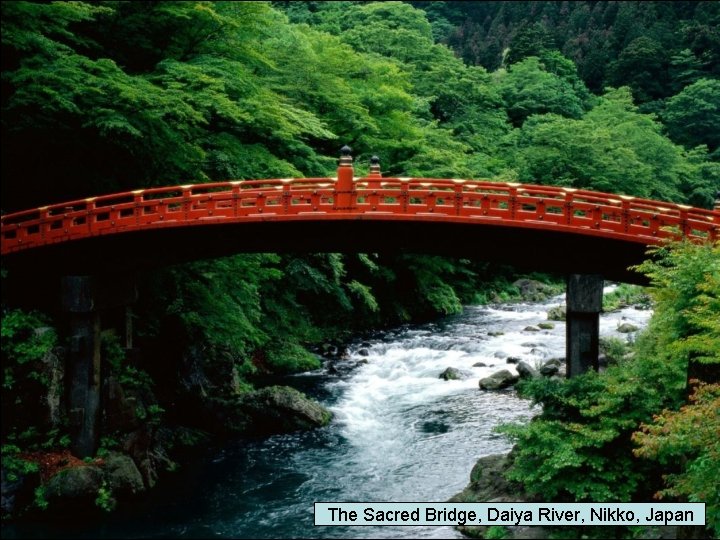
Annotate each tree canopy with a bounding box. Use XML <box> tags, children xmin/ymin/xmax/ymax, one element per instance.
<box><xmin>3</xmin><ymin>1</ymin><xmax>718</xmax><ymax>211</ymax></box>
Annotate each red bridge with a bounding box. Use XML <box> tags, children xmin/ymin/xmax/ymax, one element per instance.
<box><xmin>4</xmin><ymin>148</ymin><xmax>718</xmax><ymax>457</ymax></box>
<box><xmin>2</xmin><ymin>149</ymin><xmax>718</xmax><ymax>282</ymax></box>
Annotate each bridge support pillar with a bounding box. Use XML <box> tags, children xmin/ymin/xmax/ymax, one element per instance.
<box><xmin>566</xmin><ymin>274</ymin><xmax>604</xmax><ymax>378</ymax></box>
<box><xmin>61</xmin><ymin>274</ymin><xmax>138</xmax><ymax>457</ymax></box>
<box><xmin>62</xmin><ymin>276</ymin><xmax>102</xmax><ymax>458</ymax></box>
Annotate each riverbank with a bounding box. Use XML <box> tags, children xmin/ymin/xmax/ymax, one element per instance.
<box><xmin>1</xmin><ymin>271</ymin><xmax>562</xmax><ymax>521</ymax></box>
<box><xmin>2</xmin><ymin>284</ymin><xmax>654</xmax><ymax>538</ymax></box>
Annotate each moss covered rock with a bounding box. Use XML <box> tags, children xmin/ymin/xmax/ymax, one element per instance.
<box><xmin>512</xmin><ymin>279</ymin><xmax>556</xmax><ymax>302</ymax></box>
<box><xmin>479</xmin><ymin>370</ymin><xmax>519</xmax><ymax>390</ymax></box>
<box><xmin>45</xmin><ymin>465</ymin><xmax>102</xmax><ymax>501</ymax></box>
<box><xmin>537</xmin><ymin>322</ymin><xmax>555</xmax><ymax>330</ymax></box>
<box><xmin>238</xmin><ymin>386</ymin><xmax>332</xmax><ymax>435</ymax></box>
<box><xmin>617</xmin><ymin>322</ymin><xmax>639</xmax><ymax>333</ymax></box>
<box><xmin>450</xmin><ymin>454</ymin><xmax>522</xmax><ymax>503</ymax></box>
<box><xmin>103</xmin><ymin>452</ymin><xmax>144</xmax><ymax>496</ymax></box>
<box><xmin>439</xmin><ymin>367</ymin><xmax>463</xmax><ymax>380</ymax></box>
<box><xmin>451</xmin><ymin>453</ymin><xmax>537</xmax><ymax>538</ymax></box>
<box><xmin>546</xmin><ymin>305</ymin><xmax>566</xmax><ymax>321</ymax></box>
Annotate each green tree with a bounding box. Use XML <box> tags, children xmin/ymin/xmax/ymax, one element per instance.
<box><xmin>1</xmin><ymin>309</ymin><xmax>60</xmax><ymax>444</ymax></box>
<box><xmin>633</xmin><ymin>382</ymin><xmax>720</xmax><ymax>537</ymax></box>
<box><xmin>1</xmin><ymin>1</ymin><xmax>350</xmax><ymax>209</ymax></box>
<box><xmin>505</xmin><ymin>22</ymin><xmax>555</xmax><ymax>66</ymax></box>
<box><xmin>677</xmin><ymin>146</ymin><xmax>720</xmax><ymax>209</ymax></box>
<box><xmin>669</xmin><ymin>49</ymin><xmax>707</xmax><ymax>91</ymax></box>
<box><xmin>631</xmin><ymin>241</ymin><xmax>720</xmax><ymax>537</ymax></box>
<box><xmin>634</xmin><ymin>241</ymin><xmax>720</xmax><ymax>383</ymax></box>
<box><xmin>334</xmin><ymin>1</ymin><xmax>435</xmax><ymax>65</ymax></box>
<box><xmin>512</xmin><ymin>87</ymin><xmax>690</xmax><ymax>201</ymax></box>
<box><xmin>496</xmin><ymin>56</ymin><xmax>588</xmax><ymax>126</ymax></box>
<box><xmin>608</xmin><ymin>37</ymin><xmax>671</xmax><ymax>103</ymax></box>
<box><xmin>662</xmin><ymin>78</ymin><xmax>720</xmax><ymax>153</ymax></box>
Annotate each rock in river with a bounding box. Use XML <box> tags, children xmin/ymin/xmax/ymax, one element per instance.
<box><xmin>439</xmin><ymin>367</ymin><xmax>463</xmax><ymax>380</ymax></box>
<box><xmin>617</xmin><ymin>322</ymin><xmax>639</xmax><ymax>333</ymax></box>
<box><xmin>546</xmin><ymin>305</ymin><xmax>566</xmax><ymax>321</ymax></box>
<box><xmin>539</xmin><ymin>362</ymin><xmax>560</xmax><ymax>377</ymax></box>
<box><xmin>516</xmin><ymin>361</ymin><xmax>539</xmax><ymax>380</ymax></box>
<box><xmin>238</xmin><ymin>386</ymin><xmax>332</xmax><ymax>436</ymax></box>
<box><xmin>537</xmin><ymin>322</ymin><xmax>555</xmax><ymax>330</ymax></box>
<box><xmin>479</xmin><ymin>370</ymin><xmax>519</xmax><ymax>390</ymax></box>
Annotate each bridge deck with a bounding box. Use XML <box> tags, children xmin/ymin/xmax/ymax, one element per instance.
<box><xmin>3</xmin><ymin>177</ymin><xmax>717</xmax><ymax>251</ymax></box>
<box><xmin>2</xmin><ymin>174</ymin><xmax>717</xmax><ymax>282</ymax></box>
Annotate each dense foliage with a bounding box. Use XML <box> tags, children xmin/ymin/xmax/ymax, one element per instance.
<box><xmin>3</xmin><ymin>1</ymin><xmax>719</xmax><ymax>211</ymax></box>
<box><xmin>1</xmin><ymin>310</ymin><xmax>58</xmax><ymax>432</ymax></box>
<box><xmin>500</xmin><ymin>353</ymin><xmax>686</xmax><ymax>502</ymax></box>
<box><xmin>412</xmin><ymin>2</ymin><xmax>719</xmax><ymax>139</ymax></box>
<box><xmin>501</xmin><ymin>241</ymin><xmax>719</xmax><ymax>535</ymax></box>
<box><xmin>133</xmin><ymin>254</ymin><xmax>533</xmax><ymax>380</ymax></box>
<box><xmin>633</xmin><ymin>382</ymin><xmax>720</xmax><ymax>537</ymax></box>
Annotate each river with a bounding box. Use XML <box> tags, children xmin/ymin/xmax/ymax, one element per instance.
<box><xmin>4</xmin><ymin>290</ymin><xmax>651</xmax><ymax>539</ymax></box>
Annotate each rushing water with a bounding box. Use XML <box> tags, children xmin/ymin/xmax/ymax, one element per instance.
<box><xmin>5</xmin><ymin>290</ymin><xmax>651</xmax><ymax>539</ymax></box>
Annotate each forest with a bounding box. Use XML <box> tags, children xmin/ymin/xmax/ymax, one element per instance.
<box><xmin>1</xmin><ymin>1</ymin><xmax>719</xmax><ymax>538</ymax></box>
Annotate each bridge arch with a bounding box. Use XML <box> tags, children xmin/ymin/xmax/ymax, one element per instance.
<box><xmin>2</xmin><ymin>149</ymin><xmax>717</xmax><ymax>282</ymax></box>
<box><xmin>2</xmin><ymin>148</ymin><xmax>718</xmax><ymax>456</ymax></box>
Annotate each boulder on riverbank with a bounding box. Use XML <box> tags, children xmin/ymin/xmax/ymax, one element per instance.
<box><xmin>450</xmin><ymin>454</ymin><xmax>521</xmax><ymax>503</ymax></box>
<box><xmin>45</xmin><ymin>465</ymin><xmax>103</xmax><ymax>504</ymax></box>
<box><xmin>540</xmin><ymin>358</ymin><xmax>565</xmax><ymax>378</ymax></box>
<box><xmin>450</xmin><ymin>453</ymin><xmax>535</xmax><ymax>538</ymax></box>
<box><xmin>512</xmin><ymin>279</ymin><xmax>557</xmax><ymax>302</ymax></box>
<box><xmin>451</xmin><ymin>452</ymin><xmax>554</xmax><ymax>539</ymax></box>
<box><xmin>237</xmin><ymin>386</ymin><xmax>332</xmax><ymax>436</ymax></box>
<box><xmin>544</xmin><ymin>357</ymin><xmax>563</xmax><ymax>367</ymax></box>
<box><xmin>516</xmin><ymin>361</ymin><xmax>539</xmax><ymax>380</ymax></box>
<box><xmin>539</xmin><ymin>362</ymin><xmax>560</xmax><ymax>377</ymax></box>
<box><xmin>29</xmin><ymin>452</ymin><xmax>145</xmax><ymax>515</ymax></box>
<box><xmin>479</xmin><ymin>370</ymin><xmax>519</xmax><ymax>390</ymax></box>
<box><xmin>103</xmin><ymin>452</ymin><xmax>145</xmax><ymax>496</ymax></box>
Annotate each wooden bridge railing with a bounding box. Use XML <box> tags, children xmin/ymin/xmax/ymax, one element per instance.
<box><xmin>2</xmin><ymin>148</ymin><xmax>718</xmax><ymax>255</ymax></box>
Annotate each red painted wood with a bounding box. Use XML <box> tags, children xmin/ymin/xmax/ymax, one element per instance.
<box><xmin>2</xmin><ymin>176</ymin><xmax>718</xmax><ymax>255</ymax></box>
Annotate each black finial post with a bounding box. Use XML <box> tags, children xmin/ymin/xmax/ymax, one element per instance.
<box><xmin>339</xmin><ymin>145</ymin><xmax>353</xmax><ymax>167</ymax></box>
<box><xmin>336</xmin><ymin>145</ymin><xmax>355</xmax><ymax>210</ymax></box>
<box><xmin>370</xmin><ymin>155</ymin><xmax>381</xmax><ymax>175</ymax></box>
